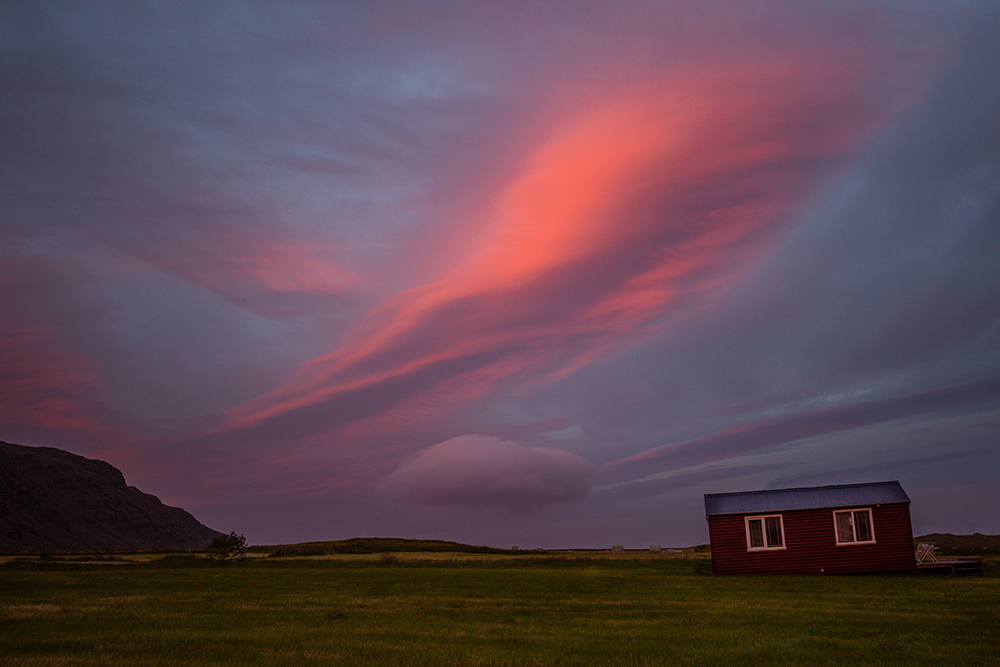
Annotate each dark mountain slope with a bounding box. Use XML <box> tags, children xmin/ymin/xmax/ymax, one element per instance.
<box><xmin>0</xmin><ymin>441</ymin><xmax>221</xmax><ymax>552</ymax></box>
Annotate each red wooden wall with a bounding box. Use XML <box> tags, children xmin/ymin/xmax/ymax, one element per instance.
<box><xmin>708</xmin><ymin>503</ymin><xmax>915</xmax><ymax>574</ymax></box>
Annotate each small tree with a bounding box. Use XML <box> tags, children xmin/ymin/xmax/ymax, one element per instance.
<box><xmin>208</xmin><ymin>531</ymin><xmax>247</xmax><ymax>559</ymax></box>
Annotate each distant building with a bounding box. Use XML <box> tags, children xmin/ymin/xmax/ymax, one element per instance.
<box><xmin>704</xmin><ymin>481</ymin><xmax>916</xmax><ymax>575</ymax></box>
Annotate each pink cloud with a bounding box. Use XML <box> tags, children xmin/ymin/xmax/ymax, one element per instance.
<box><xmin>220</xmin><ymin>57</ymin><xmax>878</xmax><ymax>441</ymax></box>
<box><xmin>0</xmin><ymin>328</ymin><xmax>108</xmax><ymax>439</ymax></box>
<box><xmin>377</xmin><ymin>435</ymin><xmax>596</xmax><ymax>512</ymax></box>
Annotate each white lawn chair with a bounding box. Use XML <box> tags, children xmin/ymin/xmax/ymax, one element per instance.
<box><xmin>915</xmin><ymin>543</ymin><xmax>938</xmax><ymax>563</ymax></box>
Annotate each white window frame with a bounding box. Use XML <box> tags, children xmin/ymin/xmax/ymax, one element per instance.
<box><xmin>833</xmin><ymin>508</ymin><xmax>876</xmax><ymax>545</ymax></box>
<box><xmin>745</xmin><ymin>514</ymin><xmax>785</xmax><ymax>551</ymax></box>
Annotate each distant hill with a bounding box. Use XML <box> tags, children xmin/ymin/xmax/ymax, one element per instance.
<box><xmin>0</xmin><ymin>441</ymin><xmax>221</xmax><ymax>553</ymax></box>
<box><xmin>914</xmin><ymin>533</ymin><xmax>1000</xmax><ymax>556</ymax></box>
<box><xmin>263</xmin><ymin>537</ymin><xmax>510</xmax><ymax>557</ymax></box>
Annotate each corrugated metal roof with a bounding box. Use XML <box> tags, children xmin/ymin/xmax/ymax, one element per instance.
<box><xmin>704</xmin><ymin>481</ymin><xmax>909</xmax><ymax>516</ymax></box>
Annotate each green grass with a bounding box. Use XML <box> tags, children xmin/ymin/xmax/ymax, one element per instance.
<box><xmin>1</xmin><ymin>555</ymin><xmax>997</xmax><ymax>666</ymax></box>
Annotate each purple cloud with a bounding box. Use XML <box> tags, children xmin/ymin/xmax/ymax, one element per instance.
<box><xmin>378</xmin><ymin>435</ymin><xmax>596</xmax><ymax>513</ymax></box>
<box><xmin>603</xmin><ymin>375</ymin><xmax>1000</xmax><ymax>481</ymax></box>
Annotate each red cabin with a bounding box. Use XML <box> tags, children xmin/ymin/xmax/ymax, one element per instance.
<box><xmin>705</xmin><ymin>481</ymin><xmax>916</xmax><ymax>575</ymax></box>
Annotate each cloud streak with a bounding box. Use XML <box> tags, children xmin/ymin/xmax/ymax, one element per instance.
<box><xmin>603</xmin><ymin>375</ymin><xmax>1000</xmax><ymax>481</ymax></box>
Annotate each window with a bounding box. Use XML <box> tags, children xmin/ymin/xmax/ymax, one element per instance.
<box><xmin>745</xmin><ymin>514</ymin><xmax>785</xmax><ymax>551</ymax></box>
<box><xmin>834</xmin><ymin>508</ymin><xmax>875</xmax><ymax>545</ymax></box>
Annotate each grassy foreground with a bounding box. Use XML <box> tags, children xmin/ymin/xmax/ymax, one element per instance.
<box><xmin>1</xmin><ymin>554</ymin><xmax>997</xmax><ymax>666</ymax></box>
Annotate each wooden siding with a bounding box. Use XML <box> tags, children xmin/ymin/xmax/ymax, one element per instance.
<box><xmin>708</xmin><ymin>503</ymin><xmax>915</xmax><ymax>575</ymax></box>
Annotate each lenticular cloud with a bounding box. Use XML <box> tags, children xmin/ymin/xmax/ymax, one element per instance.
<box><xmin>378</xmin><ymin>435</ymin><xmax>596</xmax><ymax>512</ymax></box>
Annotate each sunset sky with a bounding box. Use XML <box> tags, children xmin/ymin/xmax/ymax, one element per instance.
<box><xmin>3</xmin><ymin>0</ymin><xmax>998</xmax><ymax>548</ymax></box>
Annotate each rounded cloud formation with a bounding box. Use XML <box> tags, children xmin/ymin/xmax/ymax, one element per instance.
<box><xmin>378</xmin><ymin>435</ymin><xmax>596</xmax><ymax>513</ymax></box>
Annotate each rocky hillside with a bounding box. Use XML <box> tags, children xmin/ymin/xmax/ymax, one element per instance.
<box><xmin>0</xmin><ymin>441</ymin><xmax>221</xmax><ymax>552</ymax></box>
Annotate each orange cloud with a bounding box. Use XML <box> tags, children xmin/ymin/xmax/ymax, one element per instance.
<box><xmin>222</xmin><ymin>58</ymin><xmax>875</xmax><ymax>440</ymax></box>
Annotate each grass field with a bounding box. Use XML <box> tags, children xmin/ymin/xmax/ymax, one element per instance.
<box><xmin>1</xmin><ymin>553</ymin><xmax>997</xmax><ymax>666</ymax></box>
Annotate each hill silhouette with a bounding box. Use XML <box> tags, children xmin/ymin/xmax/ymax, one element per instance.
<box><xmin>263</xmin><ymin>537</ymin><xmax>510</xmax><ymax>557</ymax></box>
<box><xmin>0</xmin><ymin>441</ymin><xmax>221</xmax><ymax>553</ymax></box>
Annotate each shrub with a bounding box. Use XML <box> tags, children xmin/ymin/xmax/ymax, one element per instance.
<box><xmin>207</xmin><ymin>532</ymin><xmax>247</xmax><ymax>560</ymax></box>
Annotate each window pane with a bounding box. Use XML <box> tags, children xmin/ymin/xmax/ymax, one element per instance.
<box><xmin>835</xmin><ymin>512</ymin><xmax>854</xmax><ymax>543</ymax></box>
<box><xmin>765</xmin><ymin>516</ymin><xmax>783</xmax><ymax>547</ymax></box>
<box><xmin>854</xmin><ymin>510</ymin><xmax>872</xmax><ymax>542</ymax></box>
<box><xmin>748</xmin><ymin>519</ymin><xmax>764</xmax><ymax>548</ymax></box>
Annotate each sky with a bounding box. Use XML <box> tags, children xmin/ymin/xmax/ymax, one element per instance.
<box><xmin>2</xmin><ymin>0</ymin><xmax>999</xmax><ymax>549</ymax></box>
